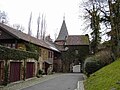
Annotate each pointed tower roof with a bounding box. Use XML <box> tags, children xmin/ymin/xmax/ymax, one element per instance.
<box><xmin>56</xmin><ymin>19</ymin><xmax>68</xmax><ymax>41</ymax></box>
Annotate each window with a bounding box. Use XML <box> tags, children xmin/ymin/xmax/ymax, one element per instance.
<box><xmin>75</xmin><ymin>50</ymin><xmax>78</xmax><ymax>55</ymax></box>
<box><xmin>39</xmin><ymin>48</ymin><xmax>41</xmax><ymax>56</ymax></box>
<box><xmin>51</xmin><ymin>52</ymin><xmax>53</xmax><ymax>58</ymax></box>
<box><xmin>48</xmin><ymin>51</ymin><xmax>53</xmax><ymax>58</ymax></box>
<box><xmin>12</xmin><ymin>44</ymin><xmax>15</xmax><ymax>48</ymax></box>
<box><xmin>48</xmin><ymin>51</ymin><xmax>51</xmax><ymax>58</ymax></box>
<box><xmin>3</xmin><ymin>43</ymin><xmax>16</xmax><ymax>48</ymax></box>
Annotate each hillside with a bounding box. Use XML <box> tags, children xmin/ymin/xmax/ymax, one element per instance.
<box><xmin>84</xmin><ymin>59</ymin><xmax>120</xmax><ymax>90</ymax></box>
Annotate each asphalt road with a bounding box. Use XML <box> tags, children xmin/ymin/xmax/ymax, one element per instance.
<box><xmin>22</xmin><ymin>73</ymin><xmax>84</xmax><ymax>90</ymax></box>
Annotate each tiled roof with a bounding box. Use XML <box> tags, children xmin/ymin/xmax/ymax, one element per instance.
<box><xmin>0</xmin><ymin>23</ymin><xmax>60</xmax><ymax>52</ymax></box>
<box><xmin>65</xmin><ymin>35</ymin><xmax>89</xmax><ymax>45</ymax></box>
<box><xmin>55</xmin><ymin>20</ymin><xmax>68</xmax><ymax>41</ymax></box>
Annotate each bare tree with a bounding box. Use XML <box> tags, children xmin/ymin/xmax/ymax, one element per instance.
<box><xmin>40</xmin><ymin>14</ymin><xmax>44</xmax><ymax>39</ymax></box>
<box><xmin>40</xmin><ymin>14</ymin><xmax>46</xmax><ymax>40</ymax></box>
<box><xmin>28</xmin><ymin>12</ymin><xmax>32</xmax><ymax>35</ymax></box>
<box><xmin>43</xmin><ymin>15</ymin><xmax>46</xmax><ymax>40</ymax></box>
<box><xmin>37</xmin><ymin>13</ymin><xmax>40</xmax><ymax>39</ymax></box>
<box><xmin>81</xmin><ymin>0</ymin><xmax>102</xmax><ymax>53</ymax></box>
<box><xmin>13</xmin><ymin>24</ymin><xmax>24</xmax><ymax>31</ymax></box>
<box><xmin>107</xmin><ymin>0</ymin><xmax>120</xmax><ymax>56</ymax></box>
<box><xmin>54</xmin><ymin>28</ymin><xmax>58</xmax><ymax>40</ymax></box>
<box><xmin>87</xmin><ymin>4</ymin><xmax>101</xmax><ymax>53</ymax></box>
<box><xmin>0</xmin><ymin>11</ymin><xmax>8</xmax><ymax>24</ymax></box>
<box><xmin>82</xmin><ymin>0</ymin><xmax>120</xmax><ymax>56</ymax></box>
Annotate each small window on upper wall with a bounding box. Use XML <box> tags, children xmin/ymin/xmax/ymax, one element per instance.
<box><xmin>51</xmin><ymin>52</ymin><xmax>53</xmax><ymax>58</ymax></box>
<box><xmin>75</xmin><ymin>50</ymin><xmax>78</xmax><ymax>55</ymax></box>
<box><xmin>39</xmin><ymin>48</ymin><xmax>41</xmax><ymax>56</ymax></box>
<box><xmin>48</xmin><ymin>51</ymin><xmax>51</xmax><ymax>58</ymax></box>
<box><xmin>7</xmin><ymin>44</ymin><xmax>12</xmax><ymax>48</ymax></box>
<box><xmin>12</xmin><ymin>44</ymin><xmax>16</xmax><ymax>48</ymax></box>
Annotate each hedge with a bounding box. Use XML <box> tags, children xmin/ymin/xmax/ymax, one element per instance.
<box><xmin>0</xmin><ymin>45</ymin><xmax>39</xmax><ymax>60</ymax></box>
<box><xmin>84</xmin><ymin>57</ymin><xmax>102</xmax><ymax>76</ymax></box>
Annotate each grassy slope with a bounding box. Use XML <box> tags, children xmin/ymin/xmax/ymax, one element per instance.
<box><xmin>84</xmin><ymin>59</ymin><xmax>120</xmax><ymax>90</ymax></box>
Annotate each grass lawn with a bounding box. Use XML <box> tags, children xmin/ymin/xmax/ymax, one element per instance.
<box><xmin>84</xmin><ymin>59</ymin><xmax>120</xmax><ymax>90</ymax></box>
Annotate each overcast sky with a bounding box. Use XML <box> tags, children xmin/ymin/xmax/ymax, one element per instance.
<box><xmin>0</xmin><ymin>0</ymin><xmax>86</xmax><ymax>40</ymax></box>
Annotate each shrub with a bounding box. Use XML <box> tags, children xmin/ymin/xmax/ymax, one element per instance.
<box><xmin>37</xmin><ymin>69</ymin><xmax>44</xmax><ymax>78</ymax></box>
<box><xmin>38</xmin><ymin>69</ymin><xmax>43</xmax><ymax>75</ymax></box>
<box><xmin>95</xmin><ymin>50</ymin><xmax>114</xmax><ymax>65</ymax></box>
<box><xmin>84</xmin><ymin>50</ymin><xmax>114</xmax><ymax>76</ymax></box>
<box><xmin>84</xmin><ymin>56</ymin><xmax>103</xmax><ymax>76</ymax></box>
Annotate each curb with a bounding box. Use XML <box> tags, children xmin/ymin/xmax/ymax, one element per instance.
<box><xmin>75</xmin><ymin>73</ymin><xmax>85</xmax><ymax>90</ymax></box>
<box><xmin>75</xmin><ymin>81</ymin><xmax>84</xmax><ymax>90</ymax></box>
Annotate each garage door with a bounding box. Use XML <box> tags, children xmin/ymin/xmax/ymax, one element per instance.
<box><xmin>26</xmin><ymin>62</ymin><xmax>35</xmax><ymax>79</ymax></box>
<box><xmin>10</xmin><ymin>62</ymin><xmax>21</xmax><ymax>82</ymax></box>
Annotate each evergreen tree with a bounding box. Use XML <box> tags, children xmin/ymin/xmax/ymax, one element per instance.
<box><xmin>85</xmin><ymin>2</ymin><xmax>101</xmax><ymax>53</ymax></box>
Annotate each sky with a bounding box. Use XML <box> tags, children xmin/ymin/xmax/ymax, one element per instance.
<box><xmin>0</xmin><ymin>0</ymin><xmax>86</xmax><ymax>40</ymax></box>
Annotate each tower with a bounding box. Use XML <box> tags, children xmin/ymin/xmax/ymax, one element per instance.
<box><xmin>55</xmin><ymin>17</ymin><xmax>68</xmax><ymax>45</ymax></box>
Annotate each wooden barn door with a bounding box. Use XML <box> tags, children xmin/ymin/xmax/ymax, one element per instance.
<box><xmin>0</xmin><ymin>61</ymin><xmax>4</xmax><ymax>84</ymax></box>
<box><xmin>26</xmin><ymin>62</ymin><xmax>35</xmax><ymax>79</ymax></box>
<box><xmin>10</xmin><ymin>62</ymin><xmax>21</xmax><ymax>82</ymax></box>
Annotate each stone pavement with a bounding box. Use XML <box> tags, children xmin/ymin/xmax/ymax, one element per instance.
<box><xmin>0</xmin><ymin>74</ymin><xmax>62</xmax><ymax>90</ymax></box>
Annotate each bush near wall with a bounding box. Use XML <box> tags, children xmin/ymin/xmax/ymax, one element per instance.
<box><xmin>25</xmin><ymin>43</ymin><xmax>41</xmax><ymax>53</ymax></box>
<box><xmin>84</xmin><ymin>50</ymin><xmax>114</xmax><ymax>76</ymax></box>
<box><xmin>84</xmin><ymin>57</ymin><xmax>103</xmax><ymax>76</ymax></box>
<box><xmin>0</xmin><ymin>45</ymin><xmax>39</xmax><ymax>60</ymax></box>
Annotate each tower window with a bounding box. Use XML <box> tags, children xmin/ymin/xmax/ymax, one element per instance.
<box><xmin>75</xmin><ymin>50</ymin><xmax>78</xmax><ymax>55</ymax></box>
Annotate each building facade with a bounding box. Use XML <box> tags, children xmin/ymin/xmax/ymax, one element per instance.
<box><xmin>0</xmin><ymin>23</ymin><xmax>60</xmax><ymax>85</ymax></box>
<box><xmin>54</xmin><ymin>19</ymin><xmax>90</xmax><ymax>72</ymax></box>
<box><xmin>0</xmin><ymin>17</ymin><xmax>90</xmax><ymax>85</ymax></box>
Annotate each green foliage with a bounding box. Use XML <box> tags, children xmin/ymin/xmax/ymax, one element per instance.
<box><xmin>25</xmin><ymin>43</ymin><xmax>40</xmax><ymax>52</ymax></box>
<box><xmin>37</xmin><ymin>69</ymin><xmax>44</xmax><ymax>78</ymax></box>
<box><xmin>63</xmin><ymin>46</ymin><xmax>89</xmax><ymax>62</ymax></box>
<box><xmin>0</xmin><ymin>45</ymin><xmax>39</xmax><ymax>60</ymax></box>
<box><xmin>62</xmin><ymin>46</ymin><xmax>89</xmax><ymax>72</ymax></box>
<box><xmin>86</xmin><ymin>4</ymin><xmax>101</xmax><ymax>53</ymax></box>
<box><xmin>84</xmin><ymin>58</ymin><xmax>120</xmax><ymax>90</ymax></box>
<box><xmin>108</xmin><ymin>0</ymin><xmax>120</xmax><ymax>57</ymax></box>
<box><xmin>84</xmin><ymin>56</ymin><xmax>103</xmax><ymax>76</ymax></box>
<box><xmin>84</xmin><ymin>50</ymin><xmax>114</xmax><ymax>76</ymax></box>
<box><xmin>3</xmin><ymin>61</ymin><xmax>8</xmax><ymax>85</ymax></box>
<box><xmin>38</xmin><ymin>69</ymin><xmax>43</xmax><ymax>75</ymax></box>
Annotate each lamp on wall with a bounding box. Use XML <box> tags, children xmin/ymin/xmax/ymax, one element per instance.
<box><xmin>65</xmin><ymin>47</ymin><xmax>69</xmax><ymax>51</ymax></box>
